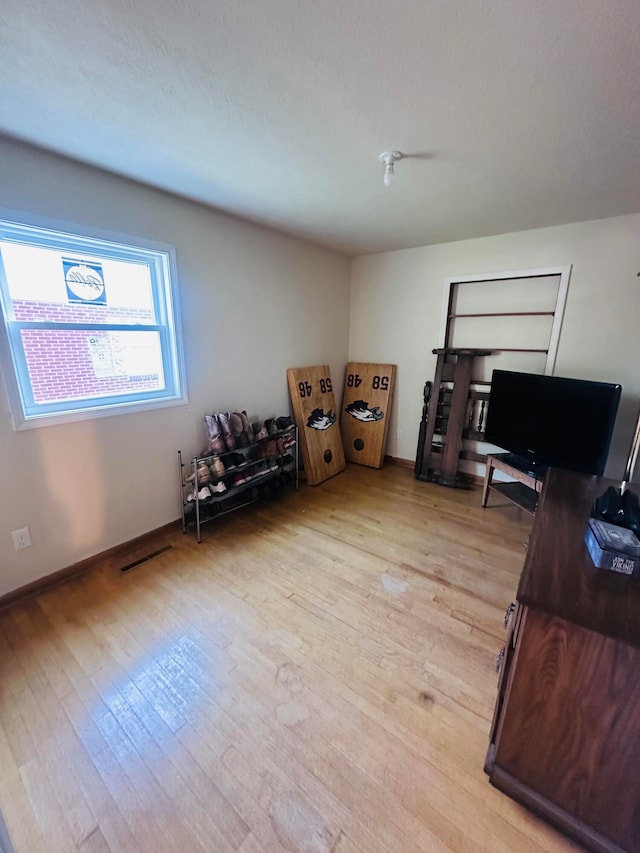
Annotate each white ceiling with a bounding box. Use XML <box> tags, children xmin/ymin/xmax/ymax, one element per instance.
<box><xmin>1</xmin><ymin>0</ymin><xmax>639</xmax><ymax>255</ymax></box>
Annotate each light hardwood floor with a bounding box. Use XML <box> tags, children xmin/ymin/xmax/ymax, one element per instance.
<box><xmin>0</xmin><ymin>464</ymin><xmax>583</xmax><ymax>853</ymax></box>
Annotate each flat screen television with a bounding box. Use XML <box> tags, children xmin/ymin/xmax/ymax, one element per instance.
<box><xmin>484</xmin><ymin>370</ymin><xmax>621</xmax><ymax>476</ymax></box>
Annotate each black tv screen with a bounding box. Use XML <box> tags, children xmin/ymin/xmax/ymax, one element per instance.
<box><xmin>485</xmin><ymin>370</ymin><xmax>621</xmax><ymax>476</ymax></box>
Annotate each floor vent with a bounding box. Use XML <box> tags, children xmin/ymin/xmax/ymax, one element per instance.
<box><xmin>120</xmin><ymin>544</ymin><xmax>174</xmax><ymax>574</ymax></box>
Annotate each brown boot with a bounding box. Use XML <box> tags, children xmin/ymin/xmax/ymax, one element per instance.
<box><xmin>264</xmin><ymin>417</ymin><xmax>278</xmax><ymax>437</ymax></box>
<box><xmin>204</xmin><ymin>414</ymin><xmax>225</xmax><ymax>455</ymax></box>
<box><xmin>252</xmin><ymin>420</ymin><xmax>268</xmax><ymax>441</ymax></box>
<box><xmin>218</xmin><ymin>411</ymin><xmax>236</xmax><ymax>451</ymax></box>
<box><xmin>231</xmin><ymin>412</ymin><xmax>249</xmax><ymax>447</ymax></box>
<box><xmin>240</xmin><ymin>411</ymin><xmax>254</xmax><ymax>443</ymax></box>
<box><xmin>263</xmin><ymin>438</ymin><xmax>279</xmax><ymax>459</ymax></box>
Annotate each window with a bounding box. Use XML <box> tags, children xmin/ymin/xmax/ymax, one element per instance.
<box><xmin>0</xmin><ymin>215</ymin><xmax>186</xmax><ymax>428</ymax></box>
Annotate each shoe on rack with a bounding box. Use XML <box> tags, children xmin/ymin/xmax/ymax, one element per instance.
<box><xmin>240</xmin><ymin>411</ymin><xmax>254</xmax><ymax>442</ymax></box>
<box><xmin>185</xmin><ymin>460</ymin><xmax>211</xmax><ymax>485</ymax></box>
<box><xmin>218</xmin><ymin>412</ymin><xmax>237</xmax><ymax>451</ymax></box>
<box><xmin>186</xmin><ymin>485</ymin><xmax>211</xmax><ymax>502</ymax></box>
<box><xmin>263</xmin><ymin>439</ymin><xmax>279</xmax><ymax>458</ymax></box>
<box><xmin>196</xmin><ymin>461</ymin><xmax>212</xmax><ymax>483</ymax></box>
<box><xmin>209</xmin><ymin>456</ymin><xmax>226</xmax><ymax>478</ymax></box>
<box><xmin>251</xmin><ymin>459</ymin><xmax>268</xmax><ymax>477</ymax></box>
<box><xmin>248</xmin><ymin>444</ymin><xmax>264</xmax><ymax>461</ymax></box>
<box><xmin>252</xmin><ymin>420</ymin><xmax>269</xmax><ymax>441</ymax></box>
<box><xmin>231</xmin><ymin>412</ymin><xmax>249</xmax><ymax>448</ymax></box>
<box><xmin>282</xmin><ymin>433</ymin><xmax>296</xmax><ymax>449</ymax></box>
<box><xmin>264</xmin><ymin>418</ymin><xmax>278</xmax><ymax>437</ymax></box>
<box><xmin>276</xmin><ymin>415</ymin><xmax>293</xmax><ymax>431</ymax></box>
<box><xmin>204</xmin><ymin>414</ymin><xmax>226</xmax><ymax>455</ymax></box>
<box><xmin>210</xmin><ymin>480</ymin><xmax>227</xmax><ymax>495</ymax></box>
<box><xmin>225</xmin><ymin>451</ymin><xmax>246</xmax><ymax>470</ymax></box>
<box><xmin>231</xmin><ymin>472</ymin><xmax>249</xmax><ymax>487</ymax></box>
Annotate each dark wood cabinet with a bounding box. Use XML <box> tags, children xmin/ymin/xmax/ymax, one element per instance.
<box><xmin>486</xmin><ymin>469</ymin><xmax>640</xmax><ymax>853</ymax></box>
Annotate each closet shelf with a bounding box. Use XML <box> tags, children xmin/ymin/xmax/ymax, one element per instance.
<box><xmin>448</xmin><ymin>311</ymin><xmax>555</xmax><ymax>319</ymax></box>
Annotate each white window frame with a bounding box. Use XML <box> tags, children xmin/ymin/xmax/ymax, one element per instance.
<box><xmin>0</xmin><ymin>210</ymin><xmax>187</xmax><ymax>429</ymax></box>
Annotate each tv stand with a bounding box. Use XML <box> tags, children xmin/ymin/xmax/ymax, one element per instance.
<box><xmin>481</xmin><ymin>453</ymin><xmax>545</xmax><ymax>515</ymax></box>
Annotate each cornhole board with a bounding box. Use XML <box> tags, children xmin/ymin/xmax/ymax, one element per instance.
<box><xmin>287</xmin><ymin>365</ymin><xmax>345</xmax><ymax>486</ymax></box>
<box><xmin>340</xmin><ymin>362</ymin><xmax>397</xmax><ymax>468</ymax></box>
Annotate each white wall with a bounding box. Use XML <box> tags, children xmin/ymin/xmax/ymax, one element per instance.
<box><xmin>0</xmin><ymin>136</ymin><xmax>350</xmax><ymax>596</ymax></box>
<box><xmin>350</xmin><ymin>214</ymin><xmax>640</xmax><ymax>479</ymax></box>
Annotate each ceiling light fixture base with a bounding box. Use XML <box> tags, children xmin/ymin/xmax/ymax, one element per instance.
<box><xmin>378</xmin><ymin>151</ymin><xmax>404</xmax><ymax>187</ymax></box>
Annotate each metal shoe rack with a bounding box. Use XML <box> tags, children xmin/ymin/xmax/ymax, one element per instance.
<box><xmin>178</xmin><ymin>425</ymin><xmax>298</xmax><ymax>542</ymax></box>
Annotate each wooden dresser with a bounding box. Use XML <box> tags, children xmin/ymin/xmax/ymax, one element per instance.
<box><xmin>485</xmin><ymin>468</ymin><xmax>640</xmax><ymax>853</ymax></box>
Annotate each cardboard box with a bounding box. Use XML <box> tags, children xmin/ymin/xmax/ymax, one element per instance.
<box><xmin>585</xmin><ymin>518</ymin><xmax>640</xmax><ymax>576</ymax></box>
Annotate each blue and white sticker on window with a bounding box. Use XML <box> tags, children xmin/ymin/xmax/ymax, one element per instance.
<box><xmin>63</xmin><ymin>257</ymin><xmax>107</xmax><ymax>305</ymax></box>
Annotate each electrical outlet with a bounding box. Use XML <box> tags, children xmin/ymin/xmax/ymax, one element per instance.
<box><xmin>396</xmin><ymin>428</ymin><xmax>404</xmax><ymax>441</ymax></box>
<box><xmin>11</xmin><ymin>527</ymin><xmax>31</xmax><ymax>551</ymax></box>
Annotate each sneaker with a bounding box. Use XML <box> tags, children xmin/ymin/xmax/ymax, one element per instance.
<box><xmin>204</xmin><ymin>414</ymin><xmax>226</xmax><ymax>455</ymax></box>
<box><xmin>210</xmin><ymin>481</ymin><xmax>227</xmax><ymax>495</ymax></box>
<box><xmin>209</xmin><ymin>456</ymin><xmax>225</xmax><ymax>478</ymax></box>
<box><xmin>276</xmin><ymin>415</ymin><xmax>293</xmax><ymax>431</ymax></box>
<box><xmin>186</xmin><ymin>485</ymin><xmax>211</xmax><ymax>502</ymax></box>
<box><xmin>231</xmin><ymin>472</ymin><xmax>249</xmax><ymax>487</ymax></box>
<box><xmin>218</xmin><ymin>412</ymin><xmax>237</xmax><ymax>452</ymax></box>
<box><xmin>231</xmin><ymin>412</ymin><xmax>249</xmax><ymax>448</ymax></box>
<box><xmin>185</xmin><ymin>460</ymin><xmax>211</xmax><ymax>485</ymax></box>
<box><xmin>197</xmin><ymin>461</ymin><xmax>212</xmax><ymax>483</ymax></box>
<box><xmin>225</xmin><ymin>451</ymin><xmax>245</xmax><ymax>470</ymax></box>
<box><xmin>282</xmin><ymin>433</ymin><xmax>296</xmax><ymax>449</ymax></box>
<box><xmin>250</xmin><ymin>459</ymin><xmax>268</xmax><ymax>478</ymax></box>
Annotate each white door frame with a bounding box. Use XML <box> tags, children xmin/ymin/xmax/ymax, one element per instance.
<box><xmin>439</xmin><ymin>265</ymin><xmax>572</xmax><ymax>375</ymax></box>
